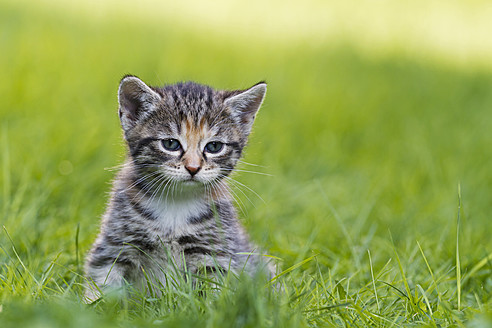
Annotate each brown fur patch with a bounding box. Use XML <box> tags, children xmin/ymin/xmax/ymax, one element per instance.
<box><xmin>180</xmin><ymin>118</ymin><xmax>211</xmax><ymax>169</ymax></box>
<box><xmin>182</xmin><ymin>117</ymin><xmax>209</xmax><ymax>149</ymax></box>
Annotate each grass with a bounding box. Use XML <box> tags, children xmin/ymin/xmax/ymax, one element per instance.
<box><xmin>1</xmin><ymin>0</ymin><xmax>492</xmax><ymax>327</ymax></box>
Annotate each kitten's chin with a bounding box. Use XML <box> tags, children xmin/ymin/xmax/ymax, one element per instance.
<box><xmin>174</xmin><ymin>180</ymin><xmax>208</xmax><ymax>199</ymax></box>
<box><xmin>181</xmin><ymin>179</ymin><xmax>201</xmax><ymax>186</ymax></box>
<box><xmin>178</xmin><ymin>178</ymin><xmax>208</xmax><ymax>192</ymax></box>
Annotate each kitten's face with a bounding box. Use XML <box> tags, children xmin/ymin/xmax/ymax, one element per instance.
<box><xmin>130</xmin><ymin>109</ymin><xmax>242</xmax><ymax>187</ymax></box>
<box><xmin>118</xmin><ymin>77</ymin><xmax>266</xmax><ymax>191</ymax></box>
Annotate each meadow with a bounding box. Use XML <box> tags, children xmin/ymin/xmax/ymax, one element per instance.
<box><xmin>1</xmin><ymin>1</ymin><xmax>491</xmax><ymax>327</ymax></box>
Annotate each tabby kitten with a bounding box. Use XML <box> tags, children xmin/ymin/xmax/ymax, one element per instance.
<box><xmin>84</xmin><ymin>76</ymin><xmax>271</xmax><ymax>301</ymax></box>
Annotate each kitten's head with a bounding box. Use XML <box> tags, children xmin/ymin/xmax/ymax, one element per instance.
<box><xmin>118</xmin><ymin>75</ymin><xmax>266</xmax><ymax>191</ymax></box>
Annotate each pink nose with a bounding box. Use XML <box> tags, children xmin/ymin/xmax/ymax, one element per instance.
<box><xmin>185</xmin><ymin>164</ymin><xmax>201</xmax><ymax>176</ymax></box>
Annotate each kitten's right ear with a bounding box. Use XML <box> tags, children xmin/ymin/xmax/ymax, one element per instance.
<box><xmin>224</xmin><ymin>82</ymin><xmax>267</xmax><ymax>134</ymax></box>
<box><xmin>118</xmin><ymin>75</ymin><xmax>162</xmax><ymax>131</ymax></box>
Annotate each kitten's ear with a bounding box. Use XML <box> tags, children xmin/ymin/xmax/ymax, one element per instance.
<box><xmin>224</xmin><ymin>82</ymin><xmax>266</xmax><ymax>133</ymax></box>
<box><xmin>118</xmin><ymin>75</ymin><xmax>162</xmax><ymax>131</ymax></box>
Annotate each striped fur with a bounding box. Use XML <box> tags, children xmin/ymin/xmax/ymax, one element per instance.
<box><xmin>84</xmin><ymin>76</ymin><xmax>271</xmax><ymax>301</ymax></box>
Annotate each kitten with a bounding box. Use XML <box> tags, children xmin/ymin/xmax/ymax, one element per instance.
<box><xmin>84</xmin><ymin>76</ymin><xmax>271</xmax><ymax>301</ymax></box>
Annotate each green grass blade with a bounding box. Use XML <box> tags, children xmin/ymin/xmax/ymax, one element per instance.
<box><xmin>456</xmin><ymin>184</ymin><xmax>462</xmax><ymax>311</ymax></box>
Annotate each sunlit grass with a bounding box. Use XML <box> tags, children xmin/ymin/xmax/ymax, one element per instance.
<box><xmin>1</xmin><ymin>0</ymin><xmax>492</xmax><ymax>327</ymax></box>
<box><xmin>8</xmin><ymin>0</ymin><xmax>492</xmax><ymax>70</ymax></box>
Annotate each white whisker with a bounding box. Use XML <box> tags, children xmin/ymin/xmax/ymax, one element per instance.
<box><xmin>148</xmin><ymin>176</ymin><xmax>169</xmax><ymax>205</ymax></box>
<box><xmin>224</xmin><ymin>177</ymin><xmax>257</xmax><ymax>208</ymax></box>
<box><xmin>238</xmin><ymin>160</ymin><xmax>266</xmax><ymax>168</ymax></box>
<box><xmin>209</xmin><ymin>179</ymin><xmax>229</xmax><ymax>201</ymax></box>
<box><xmin>221</xmin><ymin>168</ymin><xmax>273</xmax><ymax>177</ymax></box>
<box><xmin>215</xmin><ymin>176</ymin><xmax>246</xmax><ymax>214</ymax></box>
<box><xmin>133</xmin><ymin>174</ymin><xmax>165</xmax><ymax>204</ymax></box>
<box><xmin>123</xmin><ymin>170</ymin><xmax>162</xmax><ymax>192</ymax></box>
<box><xmin>223</xmin><ymin>175</ymin><xmax>265</xmax><ymax>204</ymax></box>
<box><xmin>105</xmin><ymin>162</ymin><xmax>159</xmax><ymax>172</ymax></box>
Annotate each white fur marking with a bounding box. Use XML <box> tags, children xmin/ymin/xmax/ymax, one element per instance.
<box><xmin>144</xmin><ymin>195</ymin><xmax>209</xmax><ymax>236</ymax></box>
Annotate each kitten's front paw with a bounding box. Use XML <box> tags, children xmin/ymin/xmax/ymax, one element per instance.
<box><xmin>83</xmin><ymin>285</ymin><xmax>102</xmax><ymax>304</ymax></box>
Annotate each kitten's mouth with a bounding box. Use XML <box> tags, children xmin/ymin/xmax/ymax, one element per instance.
<box><xmin>182</xmin><ymin>178</ymin><xmax>200</xmax><ymax>185</ymax></box>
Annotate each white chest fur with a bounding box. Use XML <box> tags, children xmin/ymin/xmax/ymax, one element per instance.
<box><xmin>143</xmin><ymin>195</ymin><xmax>210</xmax><ymax>236</ymax></box>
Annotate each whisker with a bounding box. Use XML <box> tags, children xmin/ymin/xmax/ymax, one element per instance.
<box><xmin>223</xmin><ymin>175</ymin><xmax>265</xmax><ymax>204</ymax></box>
<box><xmin>224</xmin><ymin>177</ymin><xmax>257</xmax><ymax>208</ymax></box>
<box><xmin>221</xmin><ymin>168</ymin><xmax>273</xmax><ymax>177</ymax></box>
<box><xmin>238</xmin><ymin>160</ymin><xmax>266</xmax><ymax>168</ymax></box>
<box><xmin>204</xmin><ymin>183</ymin><xmax>210</xmax><ymax>200</ymax></box>
<box><xmin>209</xmin><ymin>179</ymin><xmax>229</xmax><ymax>201</ymax></box>
<box><xmin>133</xmin><ymin>174</ymin><xmax>165</xmax><ymax>204</ymax></box>
<box><xmin>171</xmin><ymin>179</ymin><xmax>179</xmax><ymax>205</ymax></box>
<box><xmin>229</xmin><ymin>186</ymin><xmax>247</xmax><ymax>215</ymax></box>
<box><xmin>105</xmin><ymin>162</ymin><xmax>159</xmax><ymax>172</ymax></box>
<box><xmin>159</xmin><ymin>178</ymin><xmax>174</xmax><ymax>204</ymax></box>
<box><xmin>164</xmin><ymin>178</ymin><xmax>174</xmax><ymax>203</ymax></box>
<box><xmin>123</xmin><ymin>170</ymin><xmax>162</xmax><ymax>192</ymax></box>
<box><xmin>148</xmin><ymin>176</ymin><xmax>170</xmax><ymax>205</ymax></box>
<box><xmin>215</xmin><ymin>176</ymin><xmax>246</xmax><ymax>214</ymax></box>
<box><xmin>234</xmin><ymin>169</ymin><xmax>273</xmax><ymax>177</ymax></box>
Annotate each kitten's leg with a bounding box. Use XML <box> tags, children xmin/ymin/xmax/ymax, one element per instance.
<box><xmin>84</xmin><ymin>263</ymin><xmax>127</xmax><ymax>303</ymax></box>
<box><xmin>85</xmin><ymin>263</ymin><xmax>127</xmax><ymax>302</ymax></box>
<box><xmin>188</xmin><ymin>255</ymin><xmax>232</xmax><ymax>288</ymax></box>
<box><xmin>84</xmin><ymin>248</ymin><xmax>132</xmax><ymax>304</ymax></box>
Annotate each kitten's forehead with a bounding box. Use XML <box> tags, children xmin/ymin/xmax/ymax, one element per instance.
<box><xmin>180</xmin><ymin>116</ymin><xmax>211</xmax><ymax>145</ymax></box>
<box><xmin>157</xmin><ymin>82</ymin><xmax>227</xmax><ymax>130</ymax></box>
<box><xmin>159</xmin><ymin>82</ymin><xmax>220</xmax><ymax>115</ymax></box>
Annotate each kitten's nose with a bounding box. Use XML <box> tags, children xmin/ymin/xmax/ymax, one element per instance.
<box><xmin>185</xmin><ymin>164</ymin><xmax>201</xmax><ymax>176</ymax></box>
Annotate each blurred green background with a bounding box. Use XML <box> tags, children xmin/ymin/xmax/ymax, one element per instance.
<box><xmin>1</xmin><ymin>0</ymin><xmax>491</xmax><ymax>326</ymax></box>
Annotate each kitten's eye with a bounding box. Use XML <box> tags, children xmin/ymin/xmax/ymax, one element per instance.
<box><xmin>161</xmin><ymin>139</ymin><xmax>181</xmax><ymax>151</ymax></box>
<box><xmin>204</xmin><ymin>141</ymin><xmax>224</xmax><ymax>154</ymax></box>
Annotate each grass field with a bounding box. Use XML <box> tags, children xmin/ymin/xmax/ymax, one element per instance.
<box><xmin>1</xmin><ymin>0</ymin><xmax>492</xmax><ymax>327</ymax></box>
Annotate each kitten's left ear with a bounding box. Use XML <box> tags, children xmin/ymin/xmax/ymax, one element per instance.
<box><xmin>224</xmin><ymin>82</ymin><xmax>267</xmax><ymax>133</ymax></box>
<box><xmin>118</xmin><ymin>75</ymin><xmax>162</xmax><ymax>131</ymax></box>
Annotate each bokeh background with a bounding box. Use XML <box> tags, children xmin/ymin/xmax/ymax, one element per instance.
<box><xmin>1</xmin><ymin>0</ymin><xmax>491</xmax><ymax>326</ymax></box>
